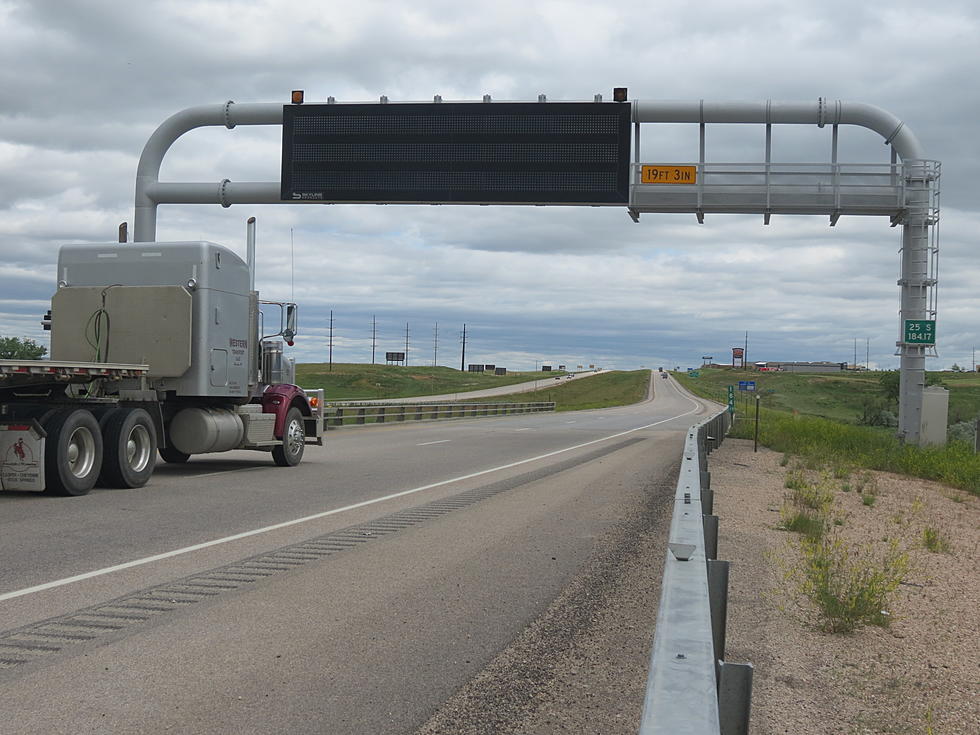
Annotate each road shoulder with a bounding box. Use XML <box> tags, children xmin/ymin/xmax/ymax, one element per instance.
<box><xmin>712</xmin><ymin>438</ymin><xmax>978</xmax><ymax>735</ymax></box>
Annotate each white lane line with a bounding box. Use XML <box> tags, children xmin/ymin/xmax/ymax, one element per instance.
<box><xmin>0</xmin><ymin>402</ymin><xmax>701</xmax><ymax>604</ymax></box>
<box><xmin>565</xmin><ymin>420</ymin><xmax>576</xmax><ymax>424</ymax></box>
<box><xmin>417</xmin><ymin>440</ymin><xmax>452</xmax><ymax>446</ymax></box>
<box><xmin>515</xmin><ymin>428</ymin><xmax>532</xmax><ymax>432</ymax></box>
<box><xmin>190</xmin><ymin>466</ymin><xmax>267</xmax><ymax>480</ymax></box>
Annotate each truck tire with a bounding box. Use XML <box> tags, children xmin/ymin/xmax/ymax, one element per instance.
<box><xmin>272</xmin><ymin>407</ymin><xmax>305</xmax><ymax>467</ymax></box>
<box><xmin>43</xmin><ymin>408</ymin><xmax>103</xmax><ymax>496</ymax></box>
<box><xmin>159</xmin><ymin>446</ymin><xmax>190</xmax><ymax>464</ymax></box>
<box><xmin>101</xmin><ymin>408</ymin><xmax>157</xmax><ymax>488</ymax></box>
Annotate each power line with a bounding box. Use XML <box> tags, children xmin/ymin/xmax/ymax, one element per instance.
<box><xmin>328</xmin><ymin>309</ymin><xmax>334</xmax><ymax>372</ymax></box>
<box><xmin>433</xmin><ymin>322</ymin><xmax>439</xmax><ymax>366</ymax></box>
<box><xmin>460</xmin><ymin>323</ymin><xmax>467</xmax><ymax>371</ymax></box>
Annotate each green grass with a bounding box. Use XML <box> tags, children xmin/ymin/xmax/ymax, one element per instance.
<box><xmin>674</xmin><ymin>366</ymin><xmax>980</xmax><ymax>494</ymax></box>
<box><xmin>295</xmin><ymin>362</ymin><xmax>562</xmax><ymax>400</ymax></box>
<box><xmin>459</xmin><ymin>370</ymin><xmax>651</xmax><ymax>412</ymax></box>
<box><xmin>673</xmin><ymin>366</ymin><xmax>980</xmax><ymax>428</ymax></box>
<box><xmin>728</xmin><ymin>406</ymin><xmax>979</xmax><ymax>494</ymax></box>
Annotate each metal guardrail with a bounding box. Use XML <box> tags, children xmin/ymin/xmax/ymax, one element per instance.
<box><xmin>321</xmin><ymin>401</ymin><xmax>555</xmax><ymax>427</ymax></box>
<box><xmin>639</xmin><ymin>408</ymin><xmax>753</xmax><ymax>735</ymax></box>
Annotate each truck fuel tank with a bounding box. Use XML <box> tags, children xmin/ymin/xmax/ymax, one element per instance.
<box><xmin>168</xmin><ymin>407</ymin><xmax>244</xmax><ymax>455</ymax></box>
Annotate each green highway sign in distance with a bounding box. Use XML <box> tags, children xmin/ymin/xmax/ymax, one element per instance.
<box><xmin>904</xmin><ymin>319</ymin><xmax>936</xmax><ymax>345</ymax></box>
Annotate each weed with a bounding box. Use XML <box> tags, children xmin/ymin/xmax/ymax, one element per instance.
<box><xmin>784</xmin><ymin>470</ymin><xmax>808</xmax><ymax>491</ymax></box>
<box><xmin>779</xmin><ymin>454</ymin><xmax>790</xmax><ymax>467</ymax></box>
<box><xmin>780</xmin><ymin>507</ymin><xmax>826</xmax><ymax>539</ymax></box>
<box><xmin>793</xmin><ymin>483</ymin><xmax>835</xmax><ymax>512</ymax></box>
<box><xmin>794</xmin><ymin>534</ymin><xmax>910</xmax><ymax>633</ymax></box>
<box><xmin>853</xmin><ymin>471</ymin><xmax>879</xmax><ymax>496</ymax></box>
<box><xmin>841</xmin><ymin>482</ymin><xmax>852</xmax><ymax>493</ymax></box>
<box><xmin>862</xmin><ymin>493</ymin><xmax>877</xmax><ymax>507</ymax></box>
<box><xmin>921</xmin><ymin>526</ymin><xmax>952</xmax><ymax>553</ymax></box>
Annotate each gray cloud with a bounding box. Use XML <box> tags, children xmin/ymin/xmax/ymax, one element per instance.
<box><xmin>0</xmin><ymin>0</ymin><xmax>977</xmax><ymax>372</ymax></box>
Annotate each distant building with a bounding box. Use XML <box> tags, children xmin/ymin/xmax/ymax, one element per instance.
<box><xmin>755</xmin><ymin>361</ymin><xmax>847</xmax><ymax>373</ymax></box>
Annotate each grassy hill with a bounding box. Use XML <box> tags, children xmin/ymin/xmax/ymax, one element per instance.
<box><xmin>672</xmin><ymin>367</ymin><xmax>980</xmax><ymax>427</ymax></box>
<box><xmin>294</xmin><ymin>363</ymin><xmax>563</xmax><ymax>400</ymax></box>
<box><xmin>460</xmin><ymin>370</ymin><xmax>651</xmax><ymax>412</ymax></box>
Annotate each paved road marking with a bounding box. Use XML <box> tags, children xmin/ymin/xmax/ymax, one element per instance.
<box><xmin>515</xmin><ymin>428</ymin><xmax>532</xmax><ymax>432</ymax></box>
<box><xmin>417</xmin><ymin>440</ymin><xmax>452</xmax><ymax>446</ymax></box>
<box><xmin>0</xmin><ymin>398</ymin><xmax>702</xmax><ymax>604</ymax></box>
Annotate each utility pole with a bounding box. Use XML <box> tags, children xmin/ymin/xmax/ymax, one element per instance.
<box><xmin>866</xmin><ymin>338</ymin><xmax>870</xmax><ymax>370</ymax></box>
<box><xmin>433</xmin><ymin>322</ymin><xmax>439</xmax><ymax>366</ymax></box>
<box><xmin>328</xmin><ymin>310</ymin><xmax>334</xmax><ymax>372</ymax></box>
<box><xmin>460</xmin><ymin>324</ymin><xmax>467</xmax><ymax>371</ymax></box>
<box><xmin>854</xmin><ymin>338</ymin><xmax>857</xmax><ymax>371</ymax></box>
<box><xmin>744</xmin><ymin>331</ymin><xmax>748</xmax><ymax>369</ymax></box>
<box><xmin>371</xmin><ymin>315</ymin><xmax>377</xmax><ymax>364</ymax></box>
<box><xmin>404</xmin><ymin>322</ymin><xmax>410</xmax><ymax>367</ymax></box>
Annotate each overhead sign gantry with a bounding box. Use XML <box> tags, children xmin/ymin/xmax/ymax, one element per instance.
<box><xmin>133</xmin><ymin>91</ymin><xmax>940</xmax><ymax>445</ymax></box>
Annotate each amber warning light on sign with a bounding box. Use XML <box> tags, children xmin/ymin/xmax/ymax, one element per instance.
<box><xmin>641</xmin><ymin>165</ymin><xmax>697</xmax><ymax>184</ymax></box>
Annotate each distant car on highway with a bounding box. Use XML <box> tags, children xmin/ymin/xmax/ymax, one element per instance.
<box><xmin>661</xmin><ymin>372</ymin><xmax>668</xmax><ymax>379</ymax></box>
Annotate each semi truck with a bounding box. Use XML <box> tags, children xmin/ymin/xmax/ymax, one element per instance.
<box><xmin>0</xmin><ymin>222</ymin><xmax>323</xmax><ymax>496</ymax></box>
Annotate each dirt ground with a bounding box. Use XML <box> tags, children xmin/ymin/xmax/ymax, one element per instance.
<box><xmin>712</xmin><ymin>439</ymin><xmax>979</xmax><ymax>735</ymax></box>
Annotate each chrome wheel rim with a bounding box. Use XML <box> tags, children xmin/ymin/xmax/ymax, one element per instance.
<box><xmin>286</xmin><ymin>419</ymin><xmax>304</xmax><ymax>456</ymax></box>
<box><xmin>66</xmin><ymin>426</ymin><xmax>97</xmax><ymax>479</ymax></box>
<box><xmin>126</xmin><ymin>424</ymin><xmax>153</xmax><ymax>473</ymax></box>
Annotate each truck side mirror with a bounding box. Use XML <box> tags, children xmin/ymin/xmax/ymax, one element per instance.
<box><xmin>284</xmin><ymin>303</ymin><xmax>298</xmax><ymax>346</ymax></box>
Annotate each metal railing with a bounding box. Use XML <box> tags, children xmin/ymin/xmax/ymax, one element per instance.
<box><xmin>321</xmin><ymin>401</ymin><xmax>555</xmax><ymax>427</ymax></box>
<box><xmin>630</xmin><ymin>161</ymin><xmax>909</xmax><ymax>218</ymax></box>
<box><xmin>639</xmin><ymin>408</ymin><xmax>753</xmax><ymax>735</ymax></box>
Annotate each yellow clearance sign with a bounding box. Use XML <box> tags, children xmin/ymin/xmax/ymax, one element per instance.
<box><xmin>641</xmin><ymin>165</ymin><xmax>697</xmax><ymax>184</ymax></box>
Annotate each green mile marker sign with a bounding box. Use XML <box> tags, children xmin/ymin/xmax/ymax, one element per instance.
<box><xmin>904</xmin><ymin>319</ymin><xmax>936</xmax><ymax>345</ymax></box>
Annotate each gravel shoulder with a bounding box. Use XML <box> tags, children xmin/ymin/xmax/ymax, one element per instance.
<box><xmin>713</xmin><ymin>438</ymin><xmax>978</xmax><ymax>735</ymax></box>
<box><xmin>414</xmin><ymin>435</ymin><xmax>977</xmax><ymax>735</ymax></box>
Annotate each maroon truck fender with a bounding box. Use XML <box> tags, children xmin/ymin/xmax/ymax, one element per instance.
<box><xmin>259</xmin><ymin>384</ymin><xmax>312</xmax><ymax>437</ymax></box>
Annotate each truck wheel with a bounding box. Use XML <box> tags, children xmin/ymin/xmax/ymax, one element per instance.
<box><xmin>101</xmin><ymin>408</ymin><xmax>157</xmax><ymax>488</ymax></box>
<box><xmin>159</xmin><ymin>446</ymin><xmax>190</xmax><ymax>464</ymax></box>
<box><xmin>44</xmin><ymin>409</ymin><xmax>103</xmax><ymax>496</ymax></box>
<box><xmin>272</xmin><ymin>407</ymin><xmax>305</xmax><ymax>467</ymax></box>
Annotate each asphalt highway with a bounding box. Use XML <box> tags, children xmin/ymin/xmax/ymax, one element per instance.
<box><xmin>0</xmin><ymin>374</ymin><xmax>710</xmax><ymax>734</ymax></box>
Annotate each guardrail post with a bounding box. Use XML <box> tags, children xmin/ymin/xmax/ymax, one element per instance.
<box><xmin>707</xmin><ymin>559</ymin><xmax>730</xmax><ymax>666</ymax></box>
<box><xmin>377</xmin><ymin>406</ymin><xmax>386</xmax><ymax>424</ymax></box>
<box><xmin>356</xmin><ymin>407</ymin><xmax>366</xmax><ymax>424</ymax></box>
<box><xmin>398</xmin><ymin>405</ymin><xmax>407</xmax><ymax>422</ymax></box>
<box><xmin>414</xmin><ymin>405</ymin><xmax>423</xmax><ymax>421</ymax></box>
<box><xmin>703</xmin><ymin>514</ymin><xmax>719</xmax><ymax>560</ymax></box>
<box><xmin>332</xmin><ymin>407</ymin><xmax>344</xmax><ymax>427</ymax></box>
<box><xmin>701</xmin><ymin>486</ymin><xmax>714</xmax><ymax>515</ymax></box>
<box><xmin>718</xmin><ymin>661</ymin><xmax>753</xmax><ymax>735</ymax></box>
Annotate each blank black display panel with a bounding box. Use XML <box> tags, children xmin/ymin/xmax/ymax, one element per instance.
<box><xmin>281</xmin><ymin>102</ymin><xmax>631</xmax><ymax>204</ymax></box>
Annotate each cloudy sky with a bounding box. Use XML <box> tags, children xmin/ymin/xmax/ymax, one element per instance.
<box><xmin>1</xmin><ymin>0</ymin><xmax>977</xmax><ymax>372</ymax></box>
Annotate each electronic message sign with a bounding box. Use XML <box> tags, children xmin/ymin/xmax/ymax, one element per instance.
<box><xmin>281</xmin><ymin>102</ymin><xmax>631</xmax><ymax>204</ymax></box>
